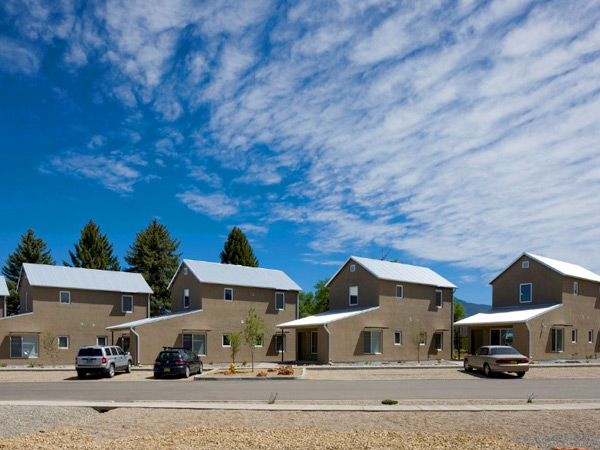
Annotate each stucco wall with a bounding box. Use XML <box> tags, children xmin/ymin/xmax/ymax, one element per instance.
<box><xmin>328</xmin><ymin>260</ymin><xmax>380</xmax><ymax>310</ymax></box>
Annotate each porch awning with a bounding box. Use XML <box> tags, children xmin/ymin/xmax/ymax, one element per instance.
<box><xmin>277</xmin><ymin>306</ymin><xmax>379</xmax><ymax>328</ymax></box>
<box><xmin>454</xmin><ymin>304</ymin><xmax>562</xmax><ymax>326</ymax></box>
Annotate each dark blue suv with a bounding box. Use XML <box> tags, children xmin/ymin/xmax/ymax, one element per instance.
<box><xmin>153</xmin><ymin>347</ymin><xmax>203</xmax><ymax>378</ymax></box>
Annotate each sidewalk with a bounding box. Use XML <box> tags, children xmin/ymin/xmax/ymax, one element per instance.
<box><xmin>1</xmin><ymin>400</ymin><xmax>599</xmax><ymax>412</ymax></box>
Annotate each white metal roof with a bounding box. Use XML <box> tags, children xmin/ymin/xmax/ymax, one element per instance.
<box><xmin>107</xmin><ymin>309</ymin><xmax>203</xmax><ymax>330</ymax></box>
<box><xmin>0</xmin><ymin>276</ymin><xmax>8</xmax><ymax>297</ymax></box>
<box><xmin>169</xmin><ymin>259</ymin><xmax>301</xmax><ymax>291</ymax></box>
<box><xmin>21</xmin><ymin>264</ymin><xmax>153</xmax><ymax>294</ymax></box>
<box><xmin>277</xmin><ymin>306</ymin><xmax>379</xmax><ymax>328</ymax></box>
<box><xmin>326</xmin><ymin>256</ymin><xmax>457</xmax><ymax>289</ymax></box>
<box><xmin>454</xmin><ymin>304</ymin><xmax>563</xmax><ymax>326</ymax></box>
<box><xmin>490</xmin><ymin>252</ymin><xmax>600</xmax><ymax>284</ymax></box>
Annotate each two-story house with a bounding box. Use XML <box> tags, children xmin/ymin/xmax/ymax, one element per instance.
<box><xmin>0</xmin><ymin>276</ymin><xmax>8</xmax><ymax>318</ymax></box>
<box><xmin>278</xmin><ymin>256</ymin><xmax>456</xmax><ymax>363</ymax></box>
<box><xmin>455</xmin><ymin>252</ymin><xmax>600</xmax><ymax>360</ymax></box>
<box><xmin>0</xmin><ymin>263</ymin><xmax>152</xmax><ymax>364</ymax></box>
<box><xmin>107</xmin><ymin>259</ymin><xmax>301</xmax><ymax>364</ymax></box>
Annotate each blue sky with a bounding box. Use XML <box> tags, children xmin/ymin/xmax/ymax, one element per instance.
<box><xmin>1</xmin><ymin>1</ymin><xmax>600</xmax><ymax>306</ymax></box>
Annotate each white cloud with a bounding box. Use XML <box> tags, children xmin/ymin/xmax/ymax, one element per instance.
<box><xmin>0</xmin><ymin>37</ymin><xmax>40</xmax><ymax>75</ymax></box>
<box><xmin>176</xmin><ymin>190</ymin><xmax>239</xmax><ymax>220</ymax></box>
<box><xmin>231</xmin><ymin>223</ymin><xmax>269</xmax><ymax>235</ymax></box>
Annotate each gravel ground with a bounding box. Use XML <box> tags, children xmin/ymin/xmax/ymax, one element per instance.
<box><xmin>0</xmin><ymin>407</ymin><xmax>599</xmax><ymax>449</ymax></box>
<box><xmin>1</xmin><ymin>365</ymin><xmax>598</xmax><ymax>382</ymax></box>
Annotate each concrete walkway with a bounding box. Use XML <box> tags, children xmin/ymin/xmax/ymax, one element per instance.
<box><xmin>0</xmin><ymin>400</ymin><xmax>599</xmax><ymax>412</ymax></box>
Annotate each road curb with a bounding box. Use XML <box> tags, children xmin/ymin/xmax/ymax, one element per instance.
<box><xmin>0</xmin><ymin>400</ymin><xmax>599</xmax><ymax>412</ymax></box>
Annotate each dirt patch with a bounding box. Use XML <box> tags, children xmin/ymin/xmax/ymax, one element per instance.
<box><xmin>201</xmin><ymin>366</ymin><xmax>302</xmax><ymax>378</ymax></box>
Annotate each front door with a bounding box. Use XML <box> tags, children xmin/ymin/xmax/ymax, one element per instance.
<box><xmin>470</xmin><ymin>329</ymin><xmax>483</xmax><ymax>354</ymax></box>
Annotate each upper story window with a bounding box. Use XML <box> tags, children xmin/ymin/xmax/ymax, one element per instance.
<box><xmin>224</xmin><ymin>288</ymin><xmax>233</xmax><ymax>302</ymax></box>
<box><xmin>183</xmin><ymin>267</ymin><xmax>188</xmax><ymax>276</ymax></box>
<box><xmin>519</xmin><ymin>283</ymin><xmax>532</xmax><ymax>303</ymax></box>
<box><xmin>349</xmin><ymin>286</ymin><xmax>358</xmax><ymax>306</ymax></box>
<box><xmin>275</xmin><ymin>292</ymin><xmax>285</xmax><ymax>310</ymax></box>
<box><xmin>122</xmin><ymin>295</ymin><xmax>133</xmax><ymax>313</ymax></box>
<box><xmin>522</xmin><ymin>261</ymin><xmax>529</xmax><ymax>269</ymax></box>
<box><xmin>59</xmin><ymin>291</ymin><xmax>71</xmax><ymax>304</ymax></box>
<box><xmin>396</xmin><ymin>285</ymin><xmax>403</xmax><ymax>299</ymax></box>
<box><xmin>573</xmin><ymin>281</ymin><xmax>579</xmax><ymax>296</ymax></box>
<box><xmin>435</xmin><ymin>290</ymin><xmax>443</xmax><ymax>308</ymax></box>
<box><xmin>350</xmin><ymin>264</ymin><xmax>356</xmax><ymax>272</ymax></box>
<box><xmin>183</xmin><ymin>289</ymin><xmax>190</xmax><ymax>309</ymax></box>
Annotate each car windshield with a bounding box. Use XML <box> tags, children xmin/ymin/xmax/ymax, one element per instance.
<box><xmin>78</xmin><ymin>348</ymin><xmax>103</xmax><ymax>357</ymax></box>
<box><xmin>157</xmin><ymin>351</ymin><xmax>182</xmax><ymax>362</ymax></box>
<box><xmin>490</xmin><ymin>347</ymin><xmax>520</xmax><ymax>355</ymax></box>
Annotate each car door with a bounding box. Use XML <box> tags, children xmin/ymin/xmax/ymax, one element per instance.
<box><xmin>470</xmin><ymin>347</ymin><xmax>484</xmax><ymax>369</ymax></box>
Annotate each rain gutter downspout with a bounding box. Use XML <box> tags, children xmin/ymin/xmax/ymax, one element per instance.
<box><xmin>130</xmin><ymin>326</ymin><xmax>140</xmax><ymax>365</ymax></box>
<box><xmin>324</xmin><ymin>323</ymin><xmax>332</xmax><ymax>364</ymax></box>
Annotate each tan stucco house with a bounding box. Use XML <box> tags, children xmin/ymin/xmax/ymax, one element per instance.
<box><xmin>455</xmin><ymin>252</ymin><xmax>600</xmax><ymax>360</ymax></box>
<box><xmin>278</xmin><ymin>256</ymin><xmax>456</xmax><ymax>363</ymax></box>
<box><xmin>107</xmin><ymin>260</ymin><xmax>301</xmax><ymax>364</ymax></box>
<box><xmin>0</xmin><ymin>264</ymin><xmax>152</xmax><ymax>365</ymax></box>
<box><xmin>0</xmin><ymin>276</ymin><xmax>8</xmax><ymax>318</ymax></box>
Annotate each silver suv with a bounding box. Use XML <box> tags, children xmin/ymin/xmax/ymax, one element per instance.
<box><xmin>76</xmin><ymin>345</ymin><xmax>132</xmax><ymax>379</ymax></box>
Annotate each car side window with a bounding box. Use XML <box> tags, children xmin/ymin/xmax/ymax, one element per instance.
<box><xmin>117</xmin><ymin>348</ymin><xmax>124</xmax><ymax>355</ymax></box>
<box><xmin>478</xmin><ymin>348</ymin><xmax>487</xmax><ymax>355</ymax></box>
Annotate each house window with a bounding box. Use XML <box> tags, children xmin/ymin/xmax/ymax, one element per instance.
<box><xmin>222</xmin><ymin>334</ymin><xmax>231</xmax><ymax>347</ymax></box>
<box><xmin>275</xmin><ymin>334</ymin><xmax>286</xmax><ymax>353</ymax></box>
<box><xmin>275</xmin><ymin>292</ymin><xmax>285</xmax><ymax>310</ymax></box>
<box><xmin>57</xmin><ymin>336</ymin><xmax>69</xmax><ymax>349</ymax></box>
<box><xmin>183</xmin><ymin>289</ymin><xmax>190</xmax><ymax>309</ymax></box>
<box><xmin>522</xmin><ymin>261</ymin><xmax>529</xmax><ymax>269</ymax></box>
<box><xmin>490</xmin><ymin>328</ymin><xmax>513</xmax><ymax>346</ymax></box>
<box><xmin>572</xmin><ymin>329</ymin><xmax>578</xmax><ymax>343</ymax></box>
<box><xmin>519</xmin><ymin>283</ymin><xmax>532</xmax><ymax>303</ymax></box>
<box><xmin>10</xmin><ymin>335</ymin><xmax>38</xmax><ymax>358</ymax></box>
<box><xmin>419</xmin><ymin>332</ymin><xmax>427</xmax><ymax>346</ymax></box>
<box><xmin>364</xmin><ymin>330</ymin><xmax>382</xmax><ymax>354</ymax></box>
<box><xmin>551</xmin><ymin>328</ymin><xmax>564</xmax><ymax>352</ymax></box>
<box><xmin>396</xmin><ymin>285</ymin><xmax>403</xmax><ymax>299</ymax></box>
<box><xmin>224</xmin><ymin>288</ymin><xmax>233</xmax><ymax>302</ymax></box>
<box><xmin>183</xmin><ymin>333</ymin><xmax>206</xmax><ymax>355</ymax></box>
<box><xmin>96</xmin><ymin>336</ymin><xmax>107</xmax><ymax>346</ymax></box>
<box><xmin>394</xmin><ymin>331</ymin><xmax>402</xmax><ymax>345</ymax></box>
<box><xmin>349</xmin><ymin>286</ymin><xmax>358</xmax><ymax>306</ymax></box>
<box><xmin>350</xmin><ymin>264</ymin><xmax>356</xmax><ymax>272</ymax></box>
<box><xmin>573</xmin><ymin>282</ymin><xmax>578</xmax><ymax>296</ymax></box>
<box><xmin>183</xmin><ymin>267</ymin><xmax>188</xmax><ymax>276</ymax></box>
<box><xmin>59</xmin><ymin>291</ymin><xmax>71</xmax><ymax>304</ymax></box>
<box><xmin>434</xmin><ymin>333</ymin><xmax>443</xmax><ymax>351</ymax></box>
<box><xmin>254</xmin><ymin>334</ymin><xmax>264</xmax><ymax>347</ymax></box>
<box><xmin>122</xmin><ymin>295</ymin><xmax>133</xmax><ymax>313</ymax></box>
<box><xmin>435</xmin><ymin>290</ymin><xmax>443</xmax><ymax>308</ymax></box>
<box><xmin>310</xmin><ymin>331</ymin><xmax>318</xmax><ymax>354</ymax></box>
<box><xmin>589</xmin><ymin>330</ymin><xmax>594</xmax><ymax>344</ymax></box>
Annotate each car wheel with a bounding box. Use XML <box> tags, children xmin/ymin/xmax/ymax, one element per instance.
<box><xmin>77</xmin><ymin>370</ymin><xmax>86</xmax><ymax>379</ymax></box>
<box><xmin>184</xmin><ymin>365</ymin><xmax>190</xmax><ymax>378</ymax></box>
<box><xmin>198</xmin><ymin>363</ymin><xmax>203</xmax><ymax>375</ymax></box>
<box><xmin>125</xmin><ymin>361</ymin><xmax>132</xmax><ymax>373</ymax></box>
<box><xmin>463</xmin><ymin>359</ymin><xmax>473</xmax><ymax>372</ymax></box>
<box><xmin>106</xmin><ymin>364</ymin><xmax>115</xmax><ymax>378</ymax></box>
<box><xmin>516</xmin><ymin>371</ymin><xmax>525</xmax><ymax>378</ymax></box>
<box><xmin>483</xmin><ymin>363</ymin><xmax>492</xmax><ymax>377</ymax></box>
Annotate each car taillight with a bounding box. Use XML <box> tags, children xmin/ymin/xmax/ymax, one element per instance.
<box><xmin>175</xmin><ymin>359</ymin><xmax>185</xmax><ymax>365</ymax></box>
<box><xmin>154</xmin><ymin>359</ymin><xmax>160</xmax><ymax>365</ymax></box>
<box><xmin>102</xmin><ymin>357</ymin><xmax>107</xmax><ymax>364</ymax></box>
<box><xmin>497</xmin><ymin>358</ymin><xmax>528</xmax><ymax>364</ymax></box>
<box><xmin>75</xmin><ymin>358</ymin><xmax>78</xmax><ymax>365</ymax></box>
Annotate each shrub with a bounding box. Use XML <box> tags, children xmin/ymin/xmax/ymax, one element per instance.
<box><xmin>382</xmin><ymin>399</ymin><xmax>398</xmax><ymax>405</ymax></box>
<box><xmin>256</xmin><ymin>371</ymin><xmax>267</xmax><ymax>377</ymax></box>
<box><xmin>277</xmin><ymin>365</ymin><xmax>294</xmax><ymax>375</ymax></box>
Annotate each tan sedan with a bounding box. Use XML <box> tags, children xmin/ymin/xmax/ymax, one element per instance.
<box><xmin>464</xmin><ymin>345</ymin><xmax>529</xmax><ymax>377</ymax></box>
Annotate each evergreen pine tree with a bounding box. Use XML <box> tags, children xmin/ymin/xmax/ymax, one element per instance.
<box><xmin>220</xmin><ymin>227</ymin><xmax>259</xmax><ymax>267</ymax></box>
<box><xmin>125</xmin><ymin>219</ymin><xmax>181</xmax><ymax>316</ymax></box>
<box><xmin>64</xmin><ymin>220</ymin><xmax>120</xmax><ymax>270</ymax></box>
<box><xmin>2</xmin><ymin>229</ymin><xmax>55</xmax><ymax>315</ymax></box>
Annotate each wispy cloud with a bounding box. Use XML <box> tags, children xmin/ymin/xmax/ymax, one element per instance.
<box><xmin>231</xmin><ymin>223</ymin><xmax>268</xmax><ymax>235</ymax></box>
<box><xmin>176</xmin><ymin>189</ymin><xmax>239</xmax><ymax>220</ymax></box>
<box><xmin>0</xmin><ymin>37</ymin><xmax>40</xmax><ymax>75</ymax></box>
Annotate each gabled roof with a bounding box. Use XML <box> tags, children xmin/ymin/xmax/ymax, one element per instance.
<box><xmin>20</xmin><ymin>264</ymin><xmax>153</xmax><ymax>294</ymax></box>
<box><xmin>326</xmin><ymin>256</ymin><xmax>457</xmax><ymax>289</ymax></box>
<box><xmin>107</xmin><ymin>309</ymin><xmax>202</xmax><ymax>330</ymax></box>
<box><xmin>454</xmin><ymin>304</ymin><xmax>562</xmax><ymax>326</ymax></box>
<box><xmin>0</xmin><ymin>276</ymin><xmax>8</xmax><ymax>297</ymax></box>
<box><xmin>168</xmin><ymin>259</ymin><xmax>301</xmax><ymax>291</ymax></box>
<box><xmin>490</xmin><ymin>252</ymin><xmax>600</xmax><ymax>284</ymax></box>
<box><xmin>277</xmin><ymin>306</ymin><xmax>379</xmax><ymax>328</ymax></box>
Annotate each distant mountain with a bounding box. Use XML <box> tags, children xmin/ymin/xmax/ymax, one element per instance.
<box><xmin>455</xmin><ymin>298</ymin><xmax>490</xmax><ymax>318</ymax></box>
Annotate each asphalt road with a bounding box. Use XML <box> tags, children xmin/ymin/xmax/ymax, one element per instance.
<box><xmin>0</xmin><ymin>378</ymin><xmax>598</xmax><ymax>402</ymax></box>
